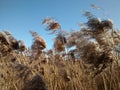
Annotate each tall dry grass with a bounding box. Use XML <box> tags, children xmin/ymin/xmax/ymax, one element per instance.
<box><xmin>0</xmin><ymin>53</ymin><xmax>120</xmax><ymax>90</ymax></box>
<box><xmin>0</xmin><ymin>11</ymin><xmax>120</xmax><ymax>90</ymax></box>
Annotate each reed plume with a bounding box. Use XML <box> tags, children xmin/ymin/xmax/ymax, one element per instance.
<box><xmin>30</xmin><ymin>30</ymin><xmax>46</xmax><ymax>60</ymax></box>
<box><xmin>54</xmin><ymin>32</ymin><xmax>67</xmax><ymax>52</ymax></box>
<box><xmin>42</xmin><ymin>17</ymin><xmax>61</xmax><ymax>34</ymax></box>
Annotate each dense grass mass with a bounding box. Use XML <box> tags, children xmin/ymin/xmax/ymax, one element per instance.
<box><xmin>0</xmin><ymin>13</ymin><xmax>120</xmax><ymax>90</ymax></box>
<box><xmin>0</xmin><ymin>54</ymin><xmax>120</xmax><ymax>90</ymax></box>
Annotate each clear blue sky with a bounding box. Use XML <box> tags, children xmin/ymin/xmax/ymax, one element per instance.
<box><xmin>0</xmin><ymin>0</ymin><xmax>120</xmax><ymax>49</ymax></box>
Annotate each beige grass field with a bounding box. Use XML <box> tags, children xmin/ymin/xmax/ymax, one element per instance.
<box><xmin>0</xmin><ymin>52</ymin><xmax>120</xmax><ymax>90</ymax></box>
<box><xmin>0</xmin><ymin>15</ymin><xmax>120</xmax><ymax>90</ymax></box>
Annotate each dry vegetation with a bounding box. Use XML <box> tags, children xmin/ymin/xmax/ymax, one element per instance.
<box><xmin>0</xmin><ymin>12</ymin><xmax>120</xmax><ymax>90</ymax></box>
